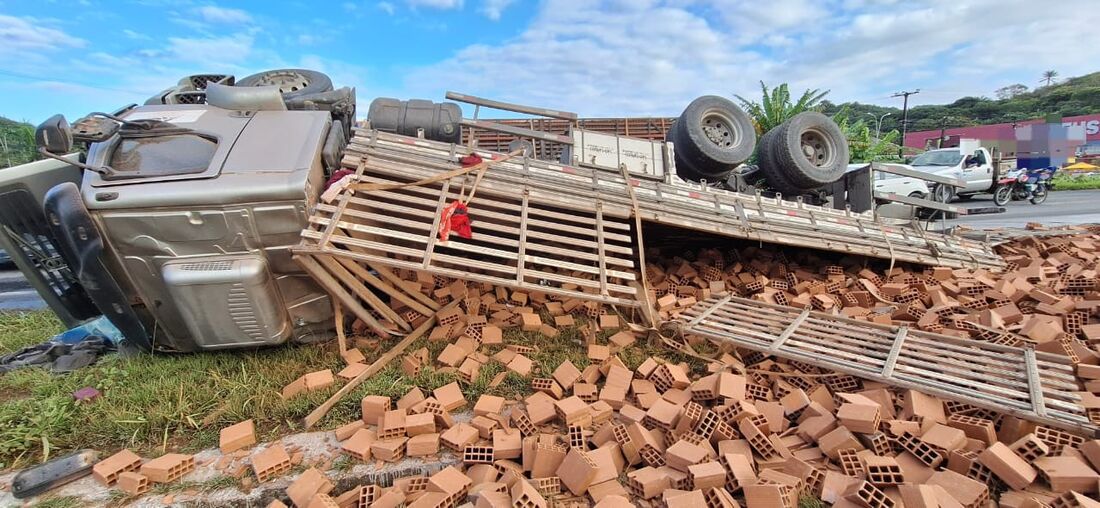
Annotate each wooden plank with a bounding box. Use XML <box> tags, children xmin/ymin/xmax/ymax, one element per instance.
<box><xmin>369</xmin><ymin>263</ymin><xmax>439</xmax><ymax>312</ymax></box>
<box><xmin>303</xmin><ymin>301</ymin><xmax>455</xmax><ymax>429</ymax></box>
<box><xmin>317</xmin><ymin>255</ymin><xmax>411</xmax><ymax>331</ymax></box>
<box><xmin>769</xmin><ymin>308</ymin><xmax>811</xmax><ymax>351</ymax></box>
<box><xmin>682</xmin><ymin>295</ymin><xmax>1095</xmax><ymax>435</ymax></box>
<box><xmin>294</xmin><ymin>254</ymin><xmax>395</xmax><ymax>338</ymax></box>
<box><xmin>595</xmin><ymin>201</ymin><xmax>608</xmax><ymax>296</ymax></box>
<box><xmin>333</xmin><ymin>255</ymin><xmax>435</xmax><ymax>317</ymax></box>
<box><xmin>460</xmin><ymin>118</ymin><xmax>574</xmax><ymax>145</ymax></box>
<box><xmin>1024</xmin><ymin>348</ymin><xmax>1048</xmax><ymax>418</ymax></box>
<box><xmin>423</xmin><ymin>179</ymin><xmax>451</xmax><ymax>269</ymax></box>
<box><xmin>515</xmin><ymin>189</ymin><xmax>530</xmax><ymax>284</ymax></box>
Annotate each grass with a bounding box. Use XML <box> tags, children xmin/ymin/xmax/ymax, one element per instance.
<box><xmin>1052</xmin><ymin>173</ymin><xmax>1100</xmax><ymax>191</ymax></box>
<box><xmin>0</xmin><ymin>309</ymin><xmax>700</xmax><ymax>471</ymax></box>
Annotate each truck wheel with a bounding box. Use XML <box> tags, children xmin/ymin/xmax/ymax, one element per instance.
<box><xmin>756</xmin><ymin>126</ymin><xmax>804</xmax><ymax>196</ymax></box>
<box><xmin>931</xmin><ymin>184</ymin><xmax>955</xmax><ymax>203</ymax></box>
<box><xmin>236</xmin><ymin>69</ymin><xmax>333</xmax><ymax>100</ymax></box>
<box><xmin>770</xmin><ymin>112</ymin><xmax>849</xmax><ymax>188</ymax></box>
<box><xmin>671</xmin><ymin>96</ymin><xmax>756</xmax><ymax>176</ymax></box>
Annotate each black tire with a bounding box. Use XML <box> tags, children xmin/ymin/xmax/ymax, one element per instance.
<box><xmin>671</xmin><ymin>96</ymin><xmax>756</xmax><ymax>176</ymax></box>
<box><xmin>993</xmin><ymin>185</ymin><xmax>1012</xmax><ymax>206</ymax></box>
<box><xmin>908</xmin><ymin>191</ymin><xmax>925</xmax><ymax>199</ymax></box>
<box><xmin>770</xmin><ymin>112</ymin><xmax>849</xmax><ymax>188</ymax></box>
<box><xmin>236</xmin><ymin>69</ymin><xmax>333</xmax><ymax>100</ymax></box>
<box><xmin>931</xmin><ymin>183</ymin><xmax>955</xmax><ymax>203</ymax></box>
<box><xmin>1029</xmin><ymin>185</ymin><xmax>1048</xmax><ymax>204</ymax></box>
<box><xmin>756</xmin><ymin>126</ymin><xmax>803</xmax><ymax>196</ymax></box>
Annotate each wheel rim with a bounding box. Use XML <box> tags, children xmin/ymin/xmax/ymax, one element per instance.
<box><xmin>800</xmin><ymin>128</ymin><xmax>837</xmax><ymax>168</ymax></box>
<box><xmin>995</xmin><ymin>187</ymin><xmax>1010</xmax><ymax>203</ymax></box>
<box><xmin>700</xmin><ymin>109</ymin><xmax>740</xmax><ymax>150</ymax></box>
<box><xmin>250</xmin><ymin>71</ymin><xmax>311</xmax><ymax>94</ymax></box>
<box><xmin>934</xmin><ymin>185</ymin><xmax>951</xmax><ymax>202</ymax></box>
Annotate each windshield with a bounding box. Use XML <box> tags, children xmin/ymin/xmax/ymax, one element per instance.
<box><xmin>107</xmin><ymin>134</ymin><xmax>216</xmax><ymax>180</ymax></box>
<box><xmin>911</xmin><ymin>150</ymin><xmax>963</xmax><ymax>167</ymax></box>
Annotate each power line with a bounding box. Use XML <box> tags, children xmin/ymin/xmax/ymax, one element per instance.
<box><xmin>892</xmin><ymin>89</ymin><xmax>920</xmax><ymax>157</ymax></box>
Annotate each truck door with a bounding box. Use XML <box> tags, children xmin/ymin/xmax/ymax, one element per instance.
<box><xmin>963</xmin><ymin>148</ymin><xmax>993</xmax><ymax>192</ymax></box>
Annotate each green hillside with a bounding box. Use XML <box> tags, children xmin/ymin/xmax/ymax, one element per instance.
<box><xmin>821</xmin><ymin>71</ymin><xmax>1100</xmax><ymax>133</ymax></box>
<box><xmin>0</xmin><ymin>117</ymin><xmax>37</xmax><ymax>169</ymax></box>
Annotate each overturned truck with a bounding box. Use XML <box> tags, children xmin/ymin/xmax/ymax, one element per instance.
<box><xmin>8</xmin><ymin>70</ymin><xmax>1089</xmax><ymax>434</ymax></box>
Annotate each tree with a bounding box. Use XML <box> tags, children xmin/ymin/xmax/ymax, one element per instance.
<box><xmin>994</xmin><ymin>84</ymin><xmax>1028</xmax><ymax>100</ymax></box>
<box><xmin>734</xmin><ymin>82</ymin><xmax>829</xmax><ymax>134</ymax></box>
<box><xmin>1041</xmin><ymin>70</ymin><xmax>1059</xmax><ymax>86</ymax></box>
<box><xmin>832</xmin><ymin>107</ymin><xmax>901</xmax><ymax>163</ymax></box>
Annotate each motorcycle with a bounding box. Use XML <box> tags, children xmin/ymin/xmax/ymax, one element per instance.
<box><xmin>992</xmin><ymin>167</ymin><xmax>1054</xmax><ymax>206</ymax></box>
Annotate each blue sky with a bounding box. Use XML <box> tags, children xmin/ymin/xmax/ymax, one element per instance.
<box><xmin>2</xmin><ymin>0</ymin><xmax>1098</xmax><ymax>124</ymax></box>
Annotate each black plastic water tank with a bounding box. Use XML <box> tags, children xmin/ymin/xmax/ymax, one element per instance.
<box><xmin>367</xmin><ymin>98</ymin><xmax>462</xmax><ymax>144</ymax></box>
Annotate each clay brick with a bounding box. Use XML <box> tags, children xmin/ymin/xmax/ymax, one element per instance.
<box><xmin>838</xmin><ymin>402</ymin><xmax>880</xmax><ymax>435</ymax></box>
<box><xmin>846</xmin><ymin>480</ymin><xmax>896</xmax><ymax>508</ymax></box>
<box><xmin>306</xmin><ymin>494</ymin><xmax>339</xmax><ymax>508</ymax></box>
<box><xmin>552</xmin><ymin>360</ymin><xmax>583</xmax><ymax>390</ymax></box>
<box><xmin>556</xmin><ymin>447</ymin><xmax>599</xmax><ymax>495</ymax></box>
<box><xmin>336</xmin><ymin>362</ymin><xmax>368</xmax><ymax>381</ymax></box>
<box><xmin>587</xmin><ymin>344</ymin><xmax>610</xmax><ymax>363</ymax></box>
<box><xmin>472</xmin><ymin>415</ymin><xmax>499</xmax><ymax>439</ymax></box>
<box><xmin>407</xmin><ymin>433</ymin><xmax>440</xmax><ymax>457</ymax></box>
<box><xmin>361</xmin><ymin>395</ymin><xmax>391</xmax><ymax>425</ymax></box>
<box><xmin>405</xmin><ymin>412</ymin><xmax>436</xmax><ymax>436</ymax></box>
<box><xmin>1082</xmin><ymin>439</ymin><xmax>1100</xmax><ymax>471</ymax></box>
<box><xmin>433</xmin><ymin>382</ymin><xmax>468</xmax><ymax>411</ymax></box>
<box><xmin>978</xmin><ymin>442</ymin><xmax>1036</xmax><ymax>490</ymax></box>
<box><xmin>510</xmin><ymin>478</ymin><xmax>548</xmax><ymax>508</ymax></box>
<box><xmin>946</xmin><ymin>414</ymin><xmax>997</xmax><ymax>445</ymax></box>
<box><xmin>922</xmin><ymin>423</ymin><xmax>968</xmax><ymax>452</ymax></box>
<box><xmin>817</xmin><ymin>425</ymin><xmax>863</xmax><ymax>459</ymax></box>
<box><xmin>863</xmin><ymin>455</ymin><xmax>905</xmax><ymax>486</ymax></box>
<box><xmin>333</xmin><ymin>420</ymin><xmax>365</xmax><ymax>441</ymax></box>
<box><xmin>689</xmin><ymin>461</ymin><xmax>727</xmax><ymax>490</ymax></box>
<box><xmin>427</xmin><ymin>466</ymin><xmax>472</xmax><ymax>505</ymax></box>
<box><xmin>644</xmin><ymin>398</ymin><xmax>681</xmax><ymax>430</ymax></box>
<box><xmin>1033</xmin><ymin>456</ymin><xmax>1100</xmax><ymax>493</ymax></box>
<box><xmin>117</xmin><ymin>471</ymin><xmax>149</xmax><ymax>496</ymax></box>
<box><xmin>92</xmin><ymin>449</ymin><xmax>142</xmax><ymax>486</ymax></box>
<box><xmin>139</xmin><ymin>453</ymin><xmax>194</xmax><ymax>484</ymax></box>
<box><xmin>925</xmin><ymin>470</ymin><xmax>989</xmax><ymax>508</ymax></box>
<box><xmin>625</xmin><ymin>466</ymin><xmax>670</xmax><ymax>499</ymax></box>
<box><xmin>287</xmin><ymin>467</ymin><xmax>335</xmax><ymax>508</ymax></box>
<box><xmin>532</xmin><ymin>441</ymin><xmax>568</xmax><ymax>478</ymax></box>
<box><xmin>666</xmin><ymin>440</ymin><xmax>709</xmax><ymax>473</ymax></box>
<box><xmin>341</xmin><ymin>428</ymin><xmax>376</xmax><ymax>461</ymax></box>
<box><xmin>371</xmin><ymin>437</ymin><xmax>407</xmax><ymax>462</ymax></box>
<box><xmin>554</xmin><ymin>396</ymin><xmax>592</xmax><ymax>427</ymax></box>
<box><xmin>397</xmin><ymin>387</ymin><xmax>425</xmax><ymax>410</ymax></box>
<box><xmin>531</xmin><ymin>378</ymin><xmax>563</xmax><ymax>399</ymax></box>
<box><xmin>378</xmin><ymin>409</ymin><xmax>407</xmax><ymax>440</ymax></box>
<box><xmin>898</xmin><ymin>484</ymin><xmax>938</xmax><ymax>508</ymax></box>
<box><xmin>440</xmin><ymin>422</ymin><xmax>479</xmax><ymax>452</ymax></box>
<box><xmin>252</xmin><ymin>443</ymin><xmax>292</xmax><ymax>482</ymax></box>
<box><xmin>1050</xmin><ymin>491</ymin><xmax>1100</xmax><ymax>508</ymax></box>
<box><xmin>520</xmin><ymin>312</ymin><xmax>541</xmax><ymax>332</ymax></box>
<box><xmin>303</xmin><ymin>369</ymin><xmax>335</xmax><ymax>391</ymax></box>
<box><xmin>473</xmin><ymin>394</ymin><xmax>506</xmax><ymax>417</ymax></box>
<box><xmin>508</xmin><ymin>354</ymin><xmax>535</xmax><ymax>376</ymax></box>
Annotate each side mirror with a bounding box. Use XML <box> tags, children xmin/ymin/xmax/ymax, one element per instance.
<box><xmin>35</xmin><ymin>114</ymin><xmax>73</xmax><ymax>154</ymax></box>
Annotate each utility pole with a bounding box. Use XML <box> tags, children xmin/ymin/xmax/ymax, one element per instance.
<box><xmin>892</xmin><ymin>89</ymin><xmax>919</xmax><ymax>157</ymax></box>
<box><xmin>938</xmin><ymin>116</ymin><xmax>949</xmax><ymax>148</ymax></box>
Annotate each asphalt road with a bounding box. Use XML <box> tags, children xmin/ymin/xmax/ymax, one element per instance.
<box><xmin>946</xmin><ymin>188</ymin><xmax>1100</xmax><ymax>229</ymax></box>
<box><xmin>1</xmin><ymin>189</ymin><xmax>1098</xmax><ymax>313</ymax></box>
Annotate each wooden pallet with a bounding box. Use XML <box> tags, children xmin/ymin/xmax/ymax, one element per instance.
<box><xmin>297</xmin><ymin>149</ymin><xmax>640</xmax><ymax>308</ymax></box>
<box><xmin>680</xmin><ymin>294</ymin><xmax>1098</xmax><ymax>435</ymax></box>
<box><xmin>344</xmin><ymin>130</ymin><xmax>1003</xmax><ymax>270</ymax></box>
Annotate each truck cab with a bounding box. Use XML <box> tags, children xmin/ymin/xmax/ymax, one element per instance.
<box><xmin>907</xmin><ymin>143</ymin><xmax>995</xmax><ymax>201</ymax></box>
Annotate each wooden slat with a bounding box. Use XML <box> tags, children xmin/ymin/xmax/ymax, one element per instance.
<box><xmin>681</xmin><ymin>295</ymin><xmax>1097</xmax><ymax>435</ymax></box>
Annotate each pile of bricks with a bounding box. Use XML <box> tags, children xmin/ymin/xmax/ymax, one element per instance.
<box><xmin>262</xmin><ymin>345</ymin><xmax>1100</xmax><ymax>507</ymax></box>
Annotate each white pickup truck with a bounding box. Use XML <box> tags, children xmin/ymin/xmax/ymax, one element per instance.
<box><xmin>907</xmin><ymin>142</ymin><xmax>996</xmax><ymax>202</ymax></box>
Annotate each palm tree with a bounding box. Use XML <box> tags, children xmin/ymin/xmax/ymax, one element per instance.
<box><xmin>1041</xmin><ymin>70</ymin><xmax>1059</xmax><ymax>86</ymax></box>
<box><xmin>735</xmin><ymin>82</ymin><xmax>829</xmax><ymax>134</ymax></box>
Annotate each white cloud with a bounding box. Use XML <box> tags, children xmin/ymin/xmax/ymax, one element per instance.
<box><xmin>122</xmin><ymin>29</ymin><xmax>151</xmax><ymax>41</ymax></box>
<box><xmin>378</xmin><ymin>2</ymin><xmax>396</xmax><ymax>14</ymax></box>
<box><xmin>0</xmin><ymin>15</ymin><xmax>86</xmax><ymax>54</ymax></box>
<box><xmin>479</xmin><ymin>0</ymin><xmax>514</xmax><ymax>20</ymax></box>
<box><xmin>163</xmin><ymin>34</ymin><xmax>255</xmax><ymax>66</ymax></box>
<box><xmin>198</xmin><ymin>5</ymin><xmax>254</xmax><ymax>24</ymax></box>
<box><xmin>399</xmin><ymin>0</ymin><xmax>1100</xmax><ymax>116</ymax></box>
<box><xmin>405</xmin><ymin>0</ymin><xmax>463</xmax><ymax>9</ymax></box>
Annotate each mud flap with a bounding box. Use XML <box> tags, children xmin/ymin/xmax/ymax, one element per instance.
<box><xmin>43</xmin><ymin>182</ymin><xmax>153</xmax><ymax>351</ymax></box>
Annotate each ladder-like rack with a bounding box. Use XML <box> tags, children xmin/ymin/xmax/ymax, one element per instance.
<box><xmin>681</xmin><ymin>294</ymin><xmax>1097</xmax><ymax>435</ymax></box>
<box><xmin>343</xmin><ymin>130</ymin><xmax>1003</xmax><ymax>270</ymax></box>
